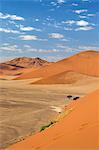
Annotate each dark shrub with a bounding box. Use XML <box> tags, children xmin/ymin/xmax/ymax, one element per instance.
<box><xmin>73</xmin><ymin>97</ymin><xmax>80</xmax><ymax>100</ymax></box>
<box><xmin>40</xmin><ymin>121</ymin><xmax>56</xmax><ymax>132</ymax></box>
<box><xmin>67</xmin><ymin>95</ymin><xmax>72</xmax><ymax>99</ymax></box>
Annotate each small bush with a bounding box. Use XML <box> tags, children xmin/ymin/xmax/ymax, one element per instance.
<box><xmin>40</xmin><ymin>121</ymin><xmax>55</xmax><ymax>132</ymax></box>
<box><xmin>67</xmin><ymin>95</ymin><xmax>72</xmax><ymax>99</ymax></box>
<box><xmin>73</xmin><ymin>97</ymin><xmax>80</xmax><ymax>100</ymax></box>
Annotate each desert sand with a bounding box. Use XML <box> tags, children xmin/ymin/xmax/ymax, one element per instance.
<box><xmin>6</xmin><ymin>89</ymin><xmax>99</xmax><ymax>150</ymax></box>
<box><xmin>0</xmin><ymin>77</ymin><xmax>99</xmax><ymax>149</ymax></box>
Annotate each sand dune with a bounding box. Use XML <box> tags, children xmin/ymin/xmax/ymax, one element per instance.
<box><xmin>6</xmin><ymin>89</ymin><xmax>99</xmax><ymax>150</ymax></box>
<box><xmin>15</xmin><ymin>50</ymin><xmax>99</xmax><ymax>80</ymax></box>
<box><xmin>32</xmin><ymin>71</ymin><xmax>99</xmax><ymax>84</ymax></box>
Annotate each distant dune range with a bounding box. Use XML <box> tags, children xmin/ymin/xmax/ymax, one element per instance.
<box><xmin>14</xmin><ymin>51</ymin><xmax>99</xmax><ymax>84</ymax></box>
<box><xmin>0</xmin><ymin>57</ymin><xmax>49</xmax><ymax>76</ymax></box>
<box><xmin>6</xmin><ymin>89</ymin><xmax>99</xmax><ymax>150</ymax></box>
<box><xmin>0</xmin><ymin>50</ymin><xmax>99</xmax><ymax>85</ymax></box>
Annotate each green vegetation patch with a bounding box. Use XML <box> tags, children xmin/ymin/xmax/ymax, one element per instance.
<box><xmin>40</xmin><ymin>121</ymin><xmax>56</xmax><ymax>132</ymax></box>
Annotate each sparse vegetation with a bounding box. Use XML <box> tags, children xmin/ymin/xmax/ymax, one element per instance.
<box><xmin>67</xmin><ymin>95</ymin><xmax>80</xmax><ymax>101</ymax></box>
<box><xmin>73</xmin><ymin>97</ymin><xmax>80</xmax><ymax>100</ymax></box>
<box><xmin>67</xmin><ymin>95</ymin><xmax>72</xmax><ymax>99</ymax></box>
<box><xmin>40</xmin><ymin>121</ymin><xmax>56</xmax><ymax>132</ymax></box>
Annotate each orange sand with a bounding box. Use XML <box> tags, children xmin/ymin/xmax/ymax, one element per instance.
<box><xmin>15</xmin><ymin>50</ymin><xmax>99</xmax><ymax>80</ymax></box>
<box><xmin>32</xmin><ymin>71</ymin><xmax>99</xmax><ymax>84</ymax></box>
<box><xmin>6</xmin><ymin>89</ymin><xmax>99</xmax><ymax>150</ymax></box>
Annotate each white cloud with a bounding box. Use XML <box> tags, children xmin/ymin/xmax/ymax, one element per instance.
<box><xmin>50</xmin><ymin>2</ymin><xmax>57</xmax><ymax>6</ymax></box>
<box><xmin>10</xmin><ymin>15</ymin><xmax>24</xmax><ymax>21</ymax></box>
<box><xmin>79</xmin><ymin>15</ymin><xmax>87</xmax><ymax>19</ymax></box>
<box><xmin>20</xmin><ymin>25</ymin><xmax>42</xmax><ymax>32</ymax></box>
<box><xmin>0</xmin><ymin>44</ymin><xmax>22</xmax><ymax>52</ymax></box>
<box><xmin>76</xmin><ymin>20</ymin><xmax>89</xmax><ymax>26</ymax></box>
<box><xmin>8</xmin><ymin>20</ymin><xmax>17</xmax><ymax>24</ymax></box>
<box><xmin>56</xmin><ymin>44</ymin><xmax>66</xmax><ymax>49</ymax></box>
<box><xmin>57</xmin><ymin>0</ymin><xmax>65</xmax><ymax>4</ymax></box>
<box><xmin>38</xmin><ymin>49</ymin><xmax>59</xmax><ymax>53</ymax></box>
<box><xmin>72</xmin><ymin>3</ymin><xmax>78</xmax><ymax>6</ymax></box>
<box><xmin>75</xmin><ymin>26</ymin><xmax>94</xmax><ymax>31</ymax></box>
<box><xmin>26</xmin><ymin>48</ymin><xmax>60</xmax><ymax>53</ymax></box>
<box><xmin>63</xmin><ymin>19</ymin><xmax>94</xmax><ymax>31</ymax></box>
<box><xmin>49</xmin><ymin>33</ymin><xmax>64</xmax><ymax>39</ymax></box>
<box><xmin>78</xmin><ymin>46</ymin><xmax>99</xmax><ymax>51</ymax></box>
<box><xmin>64</xmin><ymin>27</ymin><xmax>73</xmax><ymax>31</ymax></box>
<box><xmin>63</xmin><ymin>20</ymin><xmax>89</xmax><ymax>27</ymax></box>
<box><xmin>87</xmin><ymin>14</ymin><xmax>96</xmax><ymax>17</ymax></box>
<box><xmin>79</xmin><ymin>14</ymin><xmax>96</xmax><ymax>19</ymax></box>
<box><xmin>64</xmin><ymin>19</ymin><xmax>94</xmax><ymax>29</ymax></box>
<box><xmin>63</xmin><ymin>20</ymin><xmax>75</xmax><ymax>25</ymax></box>
<box><xmin>74</xmin><ymin>9</ymin><xmax>88</xmax><ymax>14</ymax></box>
<box><xmin>39</xmin><ymin>38</ymin><xmax>48</xmax><ymax>41</ymax></box>
<box><xmin>0</xmin><ymin>12</ymin><xmax>24</xmax><ymax>21</ymax></box>
<box><xmin>20</xmin><ymin>34</ymin><xmax>47</xmax><ymax>41</ymax></box>
<box><xmin>19</xmin><ymin>35</ymin><xmax>38</xmax><ymax>40</ymax></box>
<box><xmin>35</xmin><ymin>18</ymin><xmax>39</xmax><ymax>22</ymax></box>
<box><xmin>24</xmin><ymin>45</ymin><xmax>32</xmax><ymax>48</ymax></box>
<box><xmin>0</xmin><ymin>28</ymin><xmax>21</xmax><ymax>34</ymax></box>
<box><xmin>20</xmin><ymin>26</ymin><xmax>34</xmax><ymax>31</ymax></box>
<box><xmin>61</xmin><ymin>38</ymin><xmax>69</xmax><ymax>42</ymax></box>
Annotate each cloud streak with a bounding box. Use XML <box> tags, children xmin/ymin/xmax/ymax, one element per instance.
<box><xmin>0</xmin><ymin>28</ymin><xmax>22</xmax><ymax>34</ymax></box>
<box><xmin>0</xmin><ymin>12</ymin><xmax>24</xmax><ymax>21</ymax></box>
<box><xmin>74</xmin><ymin>9</ymin><xmax>88</xmax><ymax>14</ymax></box>
<box><xmin>49</xmin><ymin>33</ymin><xmax>64</xmax><ymax>39</ymax></box>
<box><xmin>19</xmin><ymin>35</ymin><xmax>39</xmax><ymax>40</ymax></box>
<box><xmin>19</xmin><ymin>25</ymin><xmax>42</xmax><ymax>32</ymax></box>
<box><xmin>0</xmin><ymin>44</ymin><xmax>22</xmax><ymax>52</ymax></box>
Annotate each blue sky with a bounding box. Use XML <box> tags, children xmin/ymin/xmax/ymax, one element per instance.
<box><xmin>0</xmin><ymin>0</ymin><xmax>99</xmax><ymax>62</ymax></box>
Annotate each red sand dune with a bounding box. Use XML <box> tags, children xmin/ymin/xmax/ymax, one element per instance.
<box><xmin>32</xmin><ymin>70</ymin><xmax>98</xmax><ymax>84</ymax></box>
<box><xmin>0</xmin><ymin>57</ymin><xmax>49</xmax><ymax>76</ymax></box>
<box><xmin>6</xmin><ymin>89</ymin><xmax>99</xmax><ymax>150</ymax></box>
<box><xmin>15</xmin><ymin>50</ymin><xmax>99</xmax><ymax>80</ymax></box>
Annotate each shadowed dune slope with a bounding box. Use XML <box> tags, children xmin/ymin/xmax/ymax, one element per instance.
<box><xmin>15</xmin><ymin>50</ymin><xmax>99</xmax><ymax>80</ymax></box>
<box><xmin>7</xmin><ymin>89</ymin><xmax>99</xmax><ymax>150</ymax></box>
<box><xmin>6</xmin><ymin>89</ymin><xmax>99</xmax><ymax>150</ymax></box>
